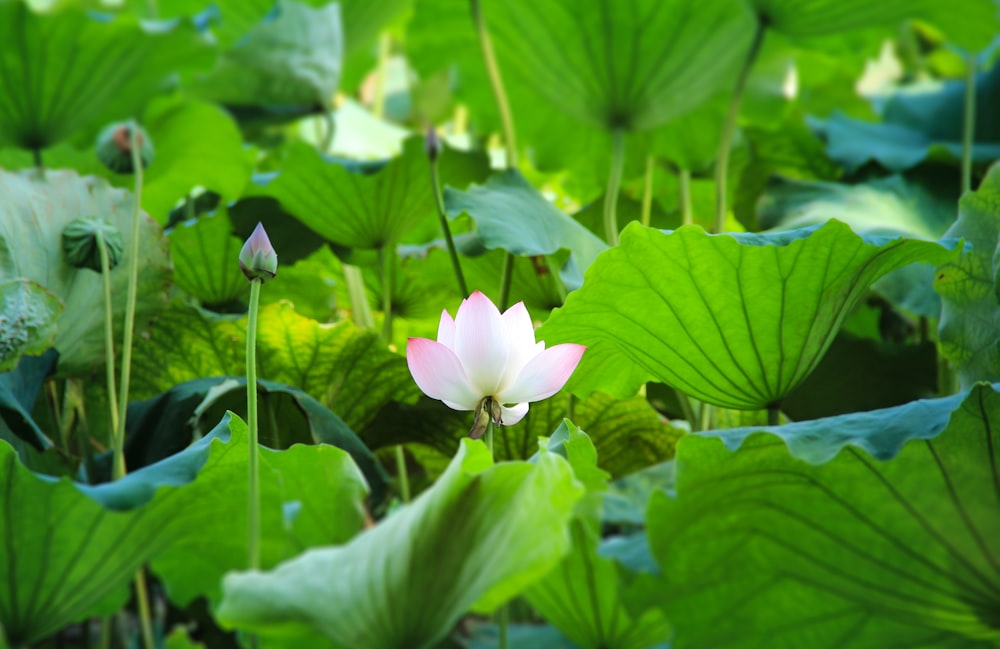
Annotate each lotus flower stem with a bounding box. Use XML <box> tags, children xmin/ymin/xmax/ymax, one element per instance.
<box><xmin>640</xmin><ymin>155</ymin><xmax>655</xmax><ymax>228</ymax></box>
<box><xmin>679</xmin><ymin>168</ymin><xmax>693</xmax><ymax>226</ymax></box>
<box><xmin>713</xmin><ymin>16</ymin><xmax>767</xmax><ymax>234</ymax></box>
<box><xmin>961</xmin><ymin>53</ymin><xmax>976</xmax><ymax>194</ymax></box>
<box><xmin>379</xmin><ymin>246</ymin><xmax>395</xmax><ymax>343</ymax></box>
<box><xmin>344</xmin><ymin>265</ymin><xmax>375</xmax><ymax>329</ymax></box>
<box><xmin>484</xmin><ymin>414</ymin><xmax>509</xmax><ymax>649</ymax></box>
<box><xmin>133</xmin><ymin>569</ymin><xmax>156</xmax><ymax>649</ymax></box>
<box><xmin>604</xmin><ymin>129</ymin><xmax>626</xmax><ymax>246</ymax></box>
<box><xmin>246</xmin><ymin>278</ymin><xmax>263</xmax><ymax>570</ymax></box>
<box><xmin>470</xmin><ymin>0</ymin><xmax>520</xmax><ymax>308</ymax></box>
<box><xmin>96</xmin><ymin>229</ymin><xmax>121</xmax><ymax>461</ymax></box>
<box><xmin>429</xmin><ymin>140</ymin><xmax>469</xmax><ymax>296</ymax></box>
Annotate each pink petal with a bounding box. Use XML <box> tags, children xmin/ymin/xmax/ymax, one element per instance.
<box><xmin>497</xmin><ymin>343</ymin><xmax>586</xmax><ymax>404</ymax></box>
<box><xmin>406</xmin><ymin>338</ymin><xmax>481</xmax><ymax>406</ymax></box>
<box><xmin>500</xmin><ymin>302</ymin><xmax>538</xmax><ymax>382</ymax></box>
<box><xmin>453</xmin><ymin>291</ymin><xmax>510</xmax><ymax>396</ymax></box>
<box><xmin>443</xmin><ymin>398</ymin><xmax>481</xmax><ymax>412</ymax></box>
<box><xmin>500</xmin><ymin>402</ymin><xmax>529</xmax><ymax>426</ymax></box>
<box><xmin>437</xmin><ymin>309</ymin><xmax>456</xmax><ymax>349</ymax></box>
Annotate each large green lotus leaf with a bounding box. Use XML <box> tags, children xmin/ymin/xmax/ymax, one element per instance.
<box><xmin>216</xmin><ymin>439</ymin><xmax>584</xmax><ymax>649</ymax></box>
<box><xmin>139</xmin><ymin>97</ymin><xmax>252</xmax><ymax>223</ymax></box>
<box><xmin>810</xmin><ymin>63</ymin><xmax>1000</xmax><ymax>172</ymax></box>
<box><xmin>188</xmin><ymin>1</ymin><xmax>341</xmax><ymax>111</ymax></box>
<box><xmin>248</xmin><ymin>137</ymin><xmax>489</xmax><ymax>249</ymax></box>
<box><xmin>750</xmin><ymin>0</ymin><xmax>997</xmax><ymax>49</ymax></box>
<box><xmin>524</xmin><ymin>424</ymin><xmax>672</xmax><ymax>649</ymax></box>
<box><xmin>0</xmin><ymin>2</ymin><xmax>211</xmax><ymax>151</ymax></box>
<box><xmin>937</xmin><ymin>163</ymin><xmax>1000</xmax><ymax>388</ymax></box>
<box><xmin>0</xmin><ymin>279</ymin><xmax>62</xmax><ymax>373</ymax></box>
<box><xmin>445</xmin><ymin>169</ymin><xmax>608</xmax><ymax>290</ymax></box>
<box><xmin>539</xmin><ymin>220</ymin><xmax>958</xmax><ymax>409</ymax></box>
<box><xmin>758</xmin><ymin>175</ymin><xmax>956</xmax><ymax>316</ymax></box>
<box><xmin>0</xmin><ymin>351</ymin><xmax>58</xmax><ymax>455</ymax></box>
<box><xmin>0</xmin><ymin>413</ymin><xmax>368</xmax><ymax>646</ymax></box>
<box><xmin>168</xmin><ymin>210</ymin><xmax>249</xmax><ymax>307</ymax></box>
<box><xmin>0</xmin><ymin>170</ymin><xmax>171</xmax><ymax>375</ymax></box>
<box><xmin>647</xmin><ymin>383</ymin><xmax>1000</xmax><ymax>648</ymax></box>
<box><xmin>485</xmin><ymin>0</ymin><xmax>753</xmax><ymax>132</ymax></box>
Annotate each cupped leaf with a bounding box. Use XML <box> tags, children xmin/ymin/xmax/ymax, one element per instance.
<box><xmin>937</xmin><ymin>163</ymin><xmax>1000</xmax><ymax>387</ymax></box>
<box><xmin>647</xmin><ymin>383</ymin><xmax>1000</xmax><ymax>648</ymax></box>
<box><xmin>168</xmin><ymin>211</ymin><xmax>249</xmax><ymax>306</ymax></box>
<box><xmin>0</xmin><ymin>279</ymin><xmax>62</xmax><ymax>373</ymax></box>
<box><xmin>0</xmin><ymin>413</ymin><xmax>368</xmax><ymax>645</ymax></box>
<box><xmin>189</xmin><ymin>1</ymin><xmax>342</xmax><ymax>113</ymax></box>
<box><xmin>216</xmin><ymin>439</ymin><xmax>584</xmax><ymax>649</ymax></box>
<box><xmin>540</xmin><ymin>220</ymin><xmax>959</xmax><ymax>409</ymax></box>
<box><xmin>0</xmin><ymin>170</ymin><xmax>171</xmax><ymax>375</ymax></box>
<box><xmin>0</xmin><ymin>3</ymin><xmax>210</xmax><ymax>151</ymax></box>
<box><xmin>445</xmin><ymin>170</ymin><xmax>608</xmax><ymax>289</ymax></box>
<box><xmin>487</xmin><ymin>0</ymin><xmax>753</xmax><ymax>132</ymax></box>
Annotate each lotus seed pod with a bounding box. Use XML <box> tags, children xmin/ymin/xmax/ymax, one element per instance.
<box><xmin>96</xmin><ymin>121</ymin><xmax>154</xmax><ymax>173</ymax></box>
<box><xmin>239</xmin><ymin>222</ymin><xmax>278</xmax><ymax>282</ymax></box>
<box><xmin>62</xmin><ymin>217</ymin><xmax>125</xmax><ymax>273</ymax></box>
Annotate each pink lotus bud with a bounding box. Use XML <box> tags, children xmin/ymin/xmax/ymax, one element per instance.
<box><xmin>239</xmin><ymin>222</ymin><xmax>278</xmax><ymax>282</ymax></box>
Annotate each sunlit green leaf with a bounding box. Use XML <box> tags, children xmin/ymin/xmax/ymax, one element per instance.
<box><xmin>540</xmin><ymin>220</ymin><xmax>958</xmax><ymax>409</ymax></box>
<box><xmin>216</xmin><ymin>439</ymin><xmax>584</xmax><ymax>649</ymax></box>
<box><xmin>647</xmin><ymin>383</ymin><xmax>1000</xmax><ymax>648</ymax></box>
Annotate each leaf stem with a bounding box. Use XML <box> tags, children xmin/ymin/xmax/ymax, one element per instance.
<box><xmin>498</xmin><ymin>253</ymin><xmax>514</xmax><ymax>310</ymax></box>
<box><xmin>133</xmin><ymin>568</ymin><xmax>156</xmax><ymax>649</ymax></box>
<box><xmin>961</xmin><ymin>53</ymin><xmax>976</xmax><ymax>194</ymax></box>
<box><xmin>246</xmin><ymin>278</ymin><xmax>263</xmax><ymax>571</ymax></box>
<box><xmin>767</xmin><ymin>404</ymin><xmax>780</xmax><ymax>426</ymax></box>
<box><xmin>430</xmin><ymin>157</ymin><xmax>469</xmax><ymax>296</ymax></box>
<box><xmin>379</xmin><ymin>246</ymin><xmax>395</xmax><ymax>343</ymax></box>
<box><xmin>394</xmin><ymin>445</ymin><xmax>410</xmax><ymax>502</ymax></box>
<box><xmin>372</xmin><ymin>33</ymin><xmax>392</xmax><ymax>120</ymax></box>
<box><xmin>679</xmin><ymin>168</ymin><xmax>693</xmax><ymax>226</ymax></box>
<box><xmin>113</xmin><ymin>125</ymin><xmax>145</xmax><ymax>481</ymax></box>
<box><xmin>713</xmin><ymin>16</ymin><xmax>767</xmax><ymax>234</ymax></box>
<box><xmin>343</xmin><ymin>264</ymin><xmax>375</xmax><ymax>329</ymax></box>
<box><xmin>497</xmin><ymin>600</ymin><xmax>509</xmax><ymax>649</ymax></box>
<box><xmin>640</xmin><ymin>155</ymin><xmax>654</xmax><ymax>228</ymax></box>
<box><xmin>675</xmin><ymin>390</ymin><xmax>699</xmax><ymax>432</ymax></box>
<box><xmin>96</xmin><ymin>229</ymin><xmax>121</xmax><ymax>470</ymax></box>
<box><xmin>604</xmin><ymin>129</ymin><xmax>626</xmax><ymax>246</ymax></box>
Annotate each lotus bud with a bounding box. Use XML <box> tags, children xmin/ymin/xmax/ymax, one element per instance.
<box><xmin>239</xmin><ymin>222</ymin><xmax>278</xmax><ymax>282</ymax></box>
<box><xmin>62</xmin><ymin>217</ymin><xmax>124</xmax><ymax>272</ymax></box>
<box><xmin>425</xmin><ymin>126</ymin><xmax>441</xmax><ymax>162</ymax></box>
<box><xmin>96</xmin><ymin>121</ymin><xmax>154</xmax><ymax>173</ymax></box>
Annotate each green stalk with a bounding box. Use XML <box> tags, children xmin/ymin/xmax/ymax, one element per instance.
<box><xmin>603</xmin><ymin>130</ymin><xmax>626</xmax><ymax>246</ymax></box>
<box><xmin>961</xmin><ymin>53</ymin><xmax>977</xmax><ymax>194</ymax></box>
<box><xmin>372</xmin><ymin>33</ymin><xmax>392</xmax><ymax>120</ymax></box>
<box><xmin>246</xmin><ymin>279</ymin><xmax>263</xmax><ymax>571</ymax></box>
<box><xmin>96</xmin><ymin>230</ymin><xmax>121</xmax><ymax>465</ymax></box>
<box><xmin>470</xmin><ymin>0</ymin><xmax>519</xmax><ymax>306</ymax></box>
<box><xmin>343</xmin><ymin>264</ymin><xmax>375</xmax><ymax>329</ymax></box>
<box><xmin>430</xmin><ymin>156</ymin><xmax>469</xmax><ymax>296</ymax></box>
<box><xmin>394</xmin><ymin>446</ymin><xmax>411</xmax><ymax>502</ymax></box>
<box><xmin>379</xmin><ymin>246</ymin><xmax>395</xmax><ymax>343</ymax></box>
<box><xmin>133</xmin><ymin>569</ymin><xmax>156</xmax><ymax>649</ymax></box>
<box><xmin>767</xmin><ymin>404</ymin><xmax>780</xmax><ymax>426</ymax></box>
<box><xmin>484</xmin><ymin>414</ymin><xmax>508</xmax><ymax>649</ymax></box>
<box><xmin>679</xmin><ymin>168</ymin><xmax>693</xmax><ymax>226</ymax></box>
<box><xmin>713</xmin><ymin>17</ymin><xmax>767</xmax><ymax>234</ymax></box>
<box><xmin>640</xmin><ymin>155</ymin><xmax>654</xmax><ymax>228</ymax></box>
<box><xmin>676</xmin><ymin>390</ymin><xmax>699</xmax><ymax>432</ymax></box>
<box><xmin>113</xmin><ymin>127</ymin><xmax>144</xmax><ymax>481</ymax></box>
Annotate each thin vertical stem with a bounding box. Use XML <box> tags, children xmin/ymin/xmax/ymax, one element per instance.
<box><xmin>430</xmin><ymin>158</ymin><xmax>469</xmax><ymax>296</ymax></box>
<box><xmin>498</xmin><ymin>254</ymin><xmax>515</xmax><ymax>310</ymax></box>
<box><xmin>343</xmin><ymin>265</ymin><xmax>375</xmax><ymax>329</ymax></box>
<box><xmin>379</xmin><ymin>246</ymin><xmax>395</xmax><ymax>343</ymax></box>
<box><xmin>96</xmin><ymin>230</ymin><xmax>121</xmax><ymax>466</ymax></box>
<box><xmin>767</xmin><ymin>404</ymin><xmax>780</xmax><ymax>426</ymax></box>
<box><xmin>640</xmin><ymin>155</ymin><xmax>654</xmax><ymax>227</ymax></box>
<box><xmin>679</xmin><ymin>168</ymin><xmax>693</xmax><ymax>226</ymax></box>
<box><xmin>32</xmin><ymin>148</ymin><xmax>42</xmax><ymax>170</ymax></box>
<box><xmin>113</xmin><ymin>127</ymin><xmax>144</xmax><ymax>481</ymax></box>
<box><xmin>497</xmin><ymin>601</ymin><xmax>509</xmax><ymax>649</ymax></box>
<box><xmin>961</xmin><ymin>53</ymin><xmax>977</xmax><ymax>194</ymax></box>
<box><xmin>133</xmin><ymin>569</ymin><xmax>156</xmax><ymax>649</ymax></box>
<box><xmin>485</xmin><ymin>416</ymin><xmax>496</xmax><ymax>458</ymax></box>
<box><xmin>246</xmin><ymin>279</ymin><xmax>263</xmax><ymax>571</ymax></box>
<box><xmin>372</xmin><ymin>33</ymin><xmax>392</xmax><ymax>120</ymax></box>
<box><xmin>394</xmin><ymin>446</ymin><xmax>410</xmax><ymax>502</ymax></box>
<box><xmin>676</xmin><ymin>390</ymin><xmax>699</xmax><ymax>432</ymax></box>
<box><xmin>603</xmin><ymin>130</ymin><xmax>626</xmax><ymax>246</ymax></box>
<box><xmin>714</xmin><ymin>17</ymin><xmax>767</xmax><ymax>234</ymax></box>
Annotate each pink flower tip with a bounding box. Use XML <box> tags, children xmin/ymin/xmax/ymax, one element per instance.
<box><xmin>239</xmin><ymin>222</ymin><xmax>278</xmax><ymax>282</ymax></box>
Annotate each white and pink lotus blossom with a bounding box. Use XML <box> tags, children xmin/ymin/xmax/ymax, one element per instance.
<box><xmin>406</xmin><ymin>291</ymin><xmax>585</xmax><ymax>430</ymax></box>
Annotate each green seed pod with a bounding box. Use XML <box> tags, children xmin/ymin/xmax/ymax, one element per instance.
<box><xmin>96</xmin><ymin>121</ymin><xmax>154</xmax><ymax>173</ymax></box>
<box><xmin>62</xmin><ymin>217</ymin><xmax>124</xmax><ymax>273</ymax></box>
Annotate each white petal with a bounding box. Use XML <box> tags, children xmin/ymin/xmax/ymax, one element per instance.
<box><xmin>437</xmin><ymin>309</ymin><xmax>456</xmax><ymax>349</ymax></box>
<box><xmin>406</xmin><ymin>338</ymin><xmax>482</xmax><ymax>406</ymax></box>
<box><xmin>499</xmin><ymin>302</ymin><xmax>539</xmax><ymax>391</ymax></box>
<box><xmin>500</xmin><ymin>402</ymin><xmax>529</xmax><ymax>426</ymax></box>
<box><xmin>497</xmin><ymin>343</ymin><xmax>586</xmax><ymax>404</ymax></box>
<box><xmin>453</xmin><ymin>291</ymin><xmax>510</xmax><ymax>396</ymax></box>
<box><xmin>443</xmin><ymin>398</ymin><xmax>480</xmax><ymax>412</ymax></box>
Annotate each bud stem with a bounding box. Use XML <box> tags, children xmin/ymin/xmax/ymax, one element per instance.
<box><xmin>429</xmin><ymin>155</ymin><xmax>469</xmax><ymax>296</ymax></box>
<box><xmin>96</xmin><ymin>229</ymin><xmax>120</xmax><ymax>457</ymax></box>
<box><xmin>246</xmin><ymin>278</ymin><xmax>263</xmax><ymax>571</ymax></box>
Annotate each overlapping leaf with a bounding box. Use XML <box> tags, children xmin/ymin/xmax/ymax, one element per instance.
<box><xmin>0</xmin><ymin>280</ymin><xmax>62</xmax><ymax>373</ymax></box>
<box><xmin>216</xmin><ymin>439</ymin><xmax>584</xmax><ymax>649</ymax></box>
<box><xmin>540</xmin><ymin>220</ymin><xmax>958</xmax><ymax>408</ymax></box>
<box><xmin>168</xmin><ymin>210</ymin><xmax>249</xmax><ymax>306</ymax></box>
<box><xmin>647</xmin><ymin>383</ymin><xmax>1000</xmax><ymax>648</ymax></box>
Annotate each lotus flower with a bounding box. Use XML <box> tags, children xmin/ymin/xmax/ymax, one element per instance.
<box><xmin>407</xmin><ymin>291</ymin><xmax>585</xmax><ymax>433</ymax></box>
<box><xmin>239</xmin><ymin>222</ymin><xmax>278</xmax><ymax>282</ymax></box>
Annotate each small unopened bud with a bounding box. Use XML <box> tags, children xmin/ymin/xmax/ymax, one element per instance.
<box><xmin>425</xmin><ymin>126</ymin><xmax>441</xmax><ymax>162</ymax></box>
<box><xmin>239</xmin><ymin>222</ymin><xmax>278</xmax><ymax>282</ymax></box>
<box><xmin>96</xmin><ymin>121</ymin><xmax>155</xmax><ymax>174</ymax></box>
<box><xmin>62</xmin><ymin>217</ymin><xmax>124</xmax><ymax>272</ymax></box>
